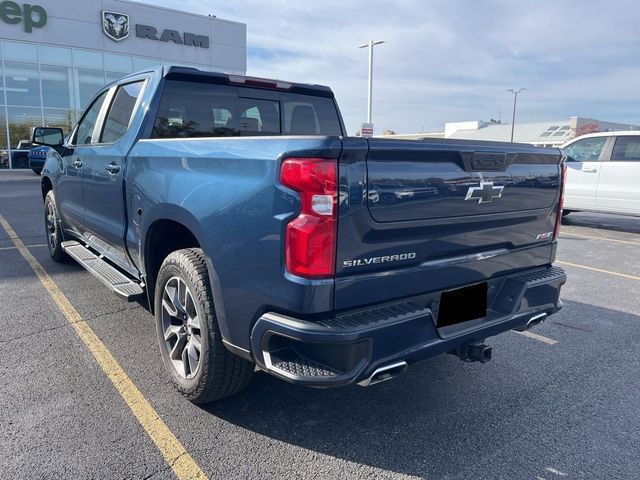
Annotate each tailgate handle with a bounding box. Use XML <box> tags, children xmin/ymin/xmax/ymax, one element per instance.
<box><xmin>470</xmin><ymin>152</ymin><xmax>507</xmax><ymax>171</ymax></box>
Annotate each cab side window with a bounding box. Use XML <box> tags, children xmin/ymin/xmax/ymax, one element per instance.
<box><xmin>563</xmin><ymin>137</ymin><xmax>608</xmax><ymax>162</ymax></box>
<box><xmin>74</xmin><ymin>90</ymin><xmax>109</xmax><ymax>145</ymax></box>
<box><xmin>100</xmin><ymin>81</ymin><xmax>145</xmax><ymax>143</ymax></box>
<box><xmin>611</xmin><ymin>136</ymin><xmax>640</xmax><ymax>161</ymax></box>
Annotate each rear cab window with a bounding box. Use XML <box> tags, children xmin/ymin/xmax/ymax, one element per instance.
<box><xmin>100</xmin><ymin>81</ymin><xmax>145</xmax><ymax>143</ymax></box>
<box><xmin>611</xmin><ymin>136</ymin><xmax>640</xmax><ymax>161</ymax></box>
<box><xmin>151</xmin><ymin>78</ymin><xmax>343</xmax><ymax>138</ymax></box>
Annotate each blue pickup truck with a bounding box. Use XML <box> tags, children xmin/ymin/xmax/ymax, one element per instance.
<box><xmin>34</xmin><ymin>67</ymin><xmax>567</xmax><ymax>403</ymax></box>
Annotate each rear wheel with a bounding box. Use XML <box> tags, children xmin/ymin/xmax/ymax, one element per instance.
<box><xmin>155</xmin><ymin>248</ymin><xmax>253</xmax><ymax>403</ymax></box>
<box><xmin>44</xmin><ymin>191</ymin><xmax>67</xmax><ymax>263</ymax></box>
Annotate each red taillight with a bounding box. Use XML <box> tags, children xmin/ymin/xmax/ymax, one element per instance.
<box><xmin>553</xmin><ymin>161</ymin><xmax>567</xmax><ymax>240</ymax></box>
<box><xmin>280</xmin><ymin>158</ymin><xmax>337</xmax><ymax>278</ymax></box>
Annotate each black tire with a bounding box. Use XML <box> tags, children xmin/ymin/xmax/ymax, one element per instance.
<box><xmin>32</xmin><ymin>168</ymin><xmax>42</xmax><ymax>175</ymax></box>
<box><xmin>44</xmin><ymin>190</ymin><xmax>67</xmax><ymax>263</ymax></box>
<box><xmin>155</xmin><ymin>248</ymin><xmax>253</xmax><ymax>403</ymax></box>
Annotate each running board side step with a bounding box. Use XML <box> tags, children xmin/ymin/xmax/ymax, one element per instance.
<box><xmin>61</xmin><ymin>241</ymin><xmax>143</xmax><ymax>299</ymax></box>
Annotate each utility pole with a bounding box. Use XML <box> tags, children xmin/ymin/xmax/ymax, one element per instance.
<box><xmin>358</xmin><ymin>40</ymin><xmax>385</xmax><ymax>124</ymax></box>
<box><xmin>507</xmin><ymin>88</ymin><xmax>526</xmax><ymax>142</ymax></box>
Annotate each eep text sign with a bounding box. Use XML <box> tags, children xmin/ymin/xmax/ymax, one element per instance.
<box><xmin>0</xmin><ymin>1</ymin><xmax>47</xmax><ymax>32</ymax></box>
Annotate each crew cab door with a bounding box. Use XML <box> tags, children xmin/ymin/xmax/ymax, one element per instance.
<box><xmin>597</xmin><ymin>135</ymin><xmax>640</xmax><ymax>215</ymax></box>
<box><xmin>563</xmin><ymin>136</ymin><xmax>609</xmax><ymax>210</ymax></box>
<box><xmin>81</xmin><ymin>79</ymin><xmax>146</xmax><ymax>271</ymax></box>
<box><xmin>57</xmin><ymin>90</ymin><xmax>110</xmax><ymax>234</ymax></box>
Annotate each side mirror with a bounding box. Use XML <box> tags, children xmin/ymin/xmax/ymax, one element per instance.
<box><xmin>32</xmin><ymin>127</ymin><xmax>64</xmax><ymax>147</ymax></box>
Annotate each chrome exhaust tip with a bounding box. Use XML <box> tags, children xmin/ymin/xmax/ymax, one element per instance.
<box><xmin>526</xmin><ymin>312</ymin><xmax>547</xmax><ymax>328</ymax></box>
<box><xmin>514</xmin><ymin>312</ymin><xmax>548</xmax><ymax>332</ymax></box>
<box><xmin>357</xmin><ymin>361</ymin><xmax>408</xmax><ymax>387</ymax></box>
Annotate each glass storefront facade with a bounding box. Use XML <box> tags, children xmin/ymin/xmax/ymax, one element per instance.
<box><xmin>0</xmin><ymin>39</ymin><xmax>218</xmax><ymax>169</ymax></box>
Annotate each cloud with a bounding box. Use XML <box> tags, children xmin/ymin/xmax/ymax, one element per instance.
<box><xmin>141</xmin><ymin>0</ymin><xmax>640</xmax><ymax>134</ymax></box>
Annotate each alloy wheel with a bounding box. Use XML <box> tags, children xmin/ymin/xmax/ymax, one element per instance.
<box><xmin>161</xmin><ymin>276</ymin><xmax>202</xmax><ymax>379</ymax></box>
<box><xmin>45</xmin><ymin>201</ymin><xmax>57</xmax><ymax>251</ymax></box>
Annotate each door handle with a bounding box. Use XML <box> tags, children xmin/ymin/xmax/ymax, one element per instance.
<box><xmin>582</xmin><ymin>168</ymin><xmax>598</xmax><ymax>173</ymax></box>
<box><xmin>105</xmin><ymin>163</ymin><xmax>121</xmax><ymax>174</ymax></box>
<box><xmin>73</xmin><ymin>159</ymin><xmax>83</xmax><ymax>168</ymax></box>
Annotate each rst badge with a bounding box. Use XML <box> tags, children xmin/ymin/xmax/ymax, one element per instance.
<box><xmin>464</xmin><ymin>181</ymin><xmax>504</xmax><ymax>204</ymax></box>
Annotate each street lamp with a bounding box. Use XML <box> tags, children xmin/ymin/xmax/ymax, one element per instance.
<box><xmin>507</xmin><ymin>88</ymin><xmax>526</xmax><ymax>142</ymax></box>
<box><xmin>358</xmin><ymin>40</ymin><xmax>385</xmax><ymax>125</ymax></box>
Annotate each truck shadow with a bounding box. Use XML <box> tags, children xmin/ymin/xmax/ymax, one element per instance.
<box><xmin>202</xmin><ymin>300</ymin><xmax>638</xmax><ymax>478</ymax></box>
<box><xmin>563</xmin><ymin>212</ymin><xmax>640</xmax><ymax>234</ymax></box>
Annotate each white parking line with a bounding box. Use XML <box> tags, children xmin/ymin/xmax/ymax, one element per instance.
<box><xmin>560</xmin><ymin>232</ymin><xmax>640</xmax><ymax>246</ymax></box>
<box><xmin>0</xmin><ymin>243</ymin><xmax>47</xmax><ymax>251</ymax></box>
<box><xmin>557</xmin><ymin>260</ymin><xmax>640</xmax><ymax>282</ymax></box>
<box><xmin>513</xmin><ymin>330</ymin><xmax>558</xmax><ymax>345</ymax></box>
<box><xmin>0</xmin><ymin>215</ymin><xmax>207</xmax><ymax>480</ymax></box>
<box><xmin>546</xmin><ymin>466</ymin><xmax>568</xmax><ymax>476</ymax></box>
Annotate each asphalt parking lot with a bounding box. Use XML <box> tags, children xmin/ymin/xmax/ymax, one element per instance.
<box><xmin>1</xmin><ymin>171</ymin><xmax>639</xmax><ymax>480</ymax></box>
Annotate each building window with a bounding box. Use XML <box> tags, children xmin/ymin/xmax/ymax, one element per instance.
<box><xmin>104</xmin><ymin>53</ymin><xmax>133</xmax><ymax>73</ymax></box>
<box><xmin>4</xmin><ymin>62</ymin><xmax>41</xmax><ymax>107</ymax></box>
<box><xmin>77</xmin><ymin>68</ymin><xmax>105</xmax><ymax>110</ymax></box>
<box><xmin>0</xmin><ymin>113</ymin><xmax>8</xmax><ymax>170</ymax></box>
<box><xmin>7</xmin><ymin>106</ymin><xmax>42</xmax><ymax>150</ymax></box>
<box><xmin>106</xmin><ymin>71</ymin><xmax>127</xmax><ymax>84</ymax></box>
<box><xmin>44</xmin><ymin>108</ymin><xmax>75</xmax><ymax>136</ymax></box>
<box><xmin>38</xmin><ymin>45</ymin><xmax>72</xmax><ymax>66</ymax></box>
<box><xmin>2</xmin><ymin>41</ymin><xmax>38</xmax><ymax>63</ymax></box>
<box><xmin>133</xmin><ymin>57</ymin><xmax>161</xmax><ymax>71</ymax></box>
<box><xmin>74</xmin><ymin>49</ymin><xmax>104</xmax><ymax>69</ymax></box>
<box><xmin>41</xmin><ymin>65</ymin><xmax>73</xmax><ymax>109</ymax></box>
<box><xmin>0</xmin><ymin>61</ymin><xmax>4</xmax><ymax>106</ymax></box>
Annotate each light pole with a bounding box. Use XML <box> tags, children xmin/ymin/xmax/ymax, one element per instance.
<box><xmin>507</xmin><ymin>88</ymin><xmax>525</xmax><ymax>142</ymax></box>
<box><xmin>359</xmin><ymin>40</ymin><xmax>385</xmax><ymax>125</ymax></box>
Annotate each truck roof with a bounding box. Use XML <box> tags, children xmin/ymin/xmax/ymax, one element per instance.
<box><xmin>163</xmin><ymin>66</ymin><xmax>335</xmax><ymax>97</ymax></box>
<box><xmin>109</xmin><ymin>65</ymin><xmax>334</xmax><ymax>98</ymax></box>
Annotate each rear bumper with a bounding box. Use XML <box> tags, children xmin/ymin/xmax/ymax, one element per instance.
<box><xmin>250</xmin><ymin>265</ymin><xmax>566</xmax><ymax>387</ymax></box>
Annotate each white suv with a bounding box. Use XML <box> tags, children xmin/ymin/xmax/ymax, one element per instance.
<box><xmin>562</xmin><ymin>131</ymin><xmax>640</xmax><ymax>217</ymax></box>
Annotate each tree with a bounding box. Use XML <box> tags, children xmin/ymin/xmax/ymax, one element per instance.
<box><xmin>573</xmin><ymin>122</ymin><xmax>600</xmax><ymax>138</ymax></box>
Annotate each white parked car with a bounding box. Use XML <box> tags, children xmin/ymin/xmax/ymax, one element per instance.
<box><xmin>562</xmin><ymin>131</ymin><xmax>640</xmax><ymax>217</ymax></box>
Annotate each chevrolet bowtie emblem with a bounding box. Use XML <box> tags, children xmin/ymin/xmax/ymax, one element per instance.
<box><xmin>464</xmin><ymin>181</ymin><xmax>504</xmax><ymax>204</ymax></box>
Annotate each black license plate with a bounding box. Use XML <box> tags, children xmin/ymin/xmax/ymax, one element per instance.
<box><xmin>437</xmin><ymin>282</ymin><xmax>488</xmax><ymax>328</ymax></box>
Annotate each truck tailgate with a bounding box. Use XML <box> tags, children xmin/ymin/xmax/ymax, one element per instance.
<box><xmin>335</xmin><ymin>138</ymin><xmax>563</xmax><ymax>311</ymax></box>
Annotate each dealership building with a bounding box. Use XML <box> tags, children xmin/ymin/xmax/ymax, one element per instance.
<box><xmin>0</xmin><ymin>0</ymin><xmax>247</xmax><ymax>168</ymax></box>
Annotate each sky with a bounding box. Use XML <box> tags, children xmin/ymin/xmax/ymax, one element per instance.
<box><xmin>141</xmin><ymin>0</ymin><xmax>640</xmax><ymax>135</ymax></box>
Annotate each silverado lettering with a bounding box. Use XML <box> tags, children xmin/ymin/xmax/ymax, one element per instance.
<box><xmin>343</xmin><ymin>252</ymin><xmax>417</xmax><ymax>267</ymax></box>
<box><xmin>34</xmin><ymin>66</ymin><xmax>567</xmax><ymax>404</ymax></box>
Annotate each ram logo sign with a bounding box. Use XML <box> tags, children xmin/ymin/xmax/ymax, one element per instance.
<box><xmin>102</xmin><ymin>11</ymin><xmax>129</xmax><ymax>42</ymax></box>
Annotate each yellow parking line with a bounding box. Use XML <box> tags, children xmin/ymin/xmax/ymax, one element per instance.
<box><xmin>0</xmin><ymin>243</ymin><xmax>47</xmax><ymax>251</ymax></box>
<box><xmin>0</xmin><ymin>214</ymin><xmax>206</xmax><ymax>480</ymax></box>
<box><xmin>560</xmin><ymin>232</ymin><xmax>640</xmax><ymax>246</ymax></box>
<box><xmin>556</xmin><ymin>260</ymin><xmax>640</xmax><ymax>282</ymax></box>
<box><xmin>513</xmin><ymin>330</ymin><xmax>558</xmax><ymax>345</ymax></box>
